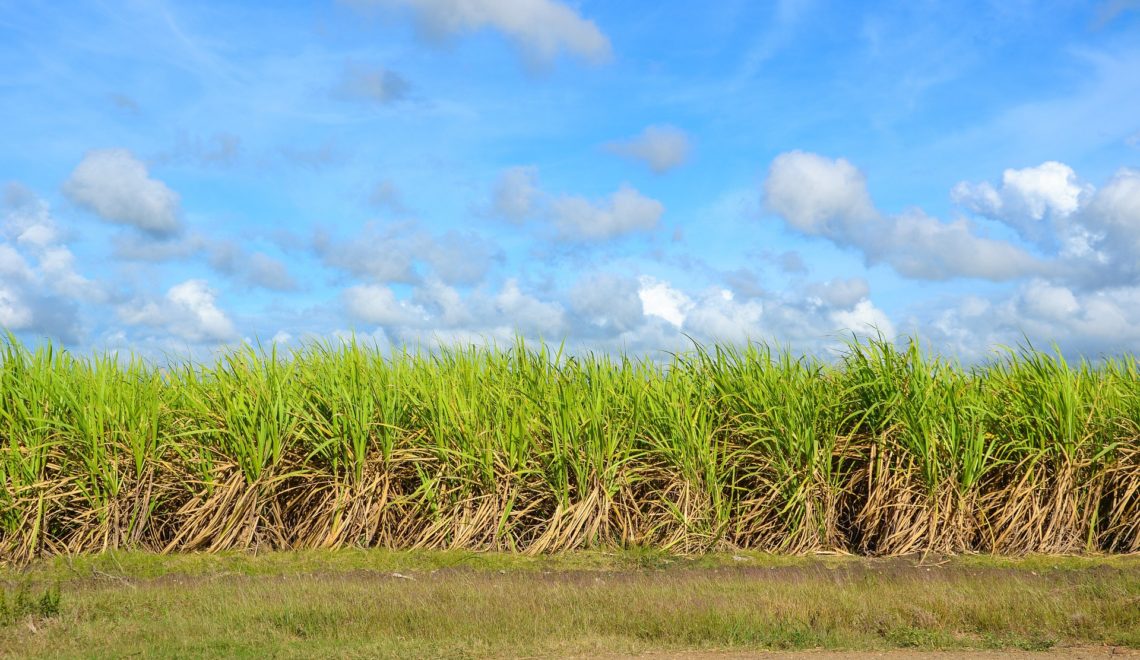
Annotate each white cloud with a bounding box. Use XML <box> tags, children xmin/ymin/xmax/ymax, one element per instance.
<box><xmin>1</xmin><ymin>185</ymin><xmax>100</xmax><ymax>341</ymax></box>
<box><xmin>0</xmin><ymin>244</ymin><xmax>33</xmax><ymax>281</ymax></box>
<box><xmin>953</xmin><ymin>163</ymin><xmax>1140</xmax><ymax>288</ymax></box>
<box><xmin>606</xmin><ymin>125</ymin><xmax>692</xmax><ymax>174</ymax></box>
<box><xmin>807</xmin><ymin>277</ymin><xmax>870</xmax><ymax>309</ymax></box>
<box><xmin>316</xmin><ymin>222</ymin><xmax>499</xmax><ymax>286</ymax></box>
<box><xmin>491</xmin><ymin>166</ymin><xmax>540</xmax><ymax>222</ymax></box>
<box><xmin>314</xmin><ymin>223</ymin><xmax>418</xmax><ymax>283</ymax></box>
<box><xmin>246</xmin><ymin>252</ymin><xmax>298</xmax><ymax>291</ymax></box>
<box><xmin>551</xmin><ymin>184</ymin><xmax>664</xmax><ymax>240</ymax></box>
<box><xmin>830</xmin><ymin>299</ymin><xmax>895</xmax><ymax>340</ymax></box>
<box><xmin>927</xmin><ymin>280</ymin><xmax>1140</xmax><ymax>361</ymax></box>
<box><xmin>35</xmin><ymin>246</ymin><xmax>97</xmax><ymax>300</ymax></box>
<box><xmin>871</xmin><ymin>209</ymin><xmax>1043</xmax><ymax>281</ymax></box>
<box><xmin>638</xmin><ymin>276</ymin><xmax>692</xmax><ymax>327</ymax></box>
<box><xmin>112</xmin><ymin>233</ymin><xmax>205</xmax><ymax>262</ymax></box>
<box><xmin>348</xmin><ymin>0</ymin><xmax>611</xmax><ymax>64</ymax></box>
<box><xmin>951</xmin><ymin>161</ymin><xmax>1090</xmax><ymax>242</ymax></box>
<box><xmin>683</xmin><ymin>288</ymin><xmax>765</xmax><ymax>344</ymax></box>
<box><xmin>763</xmin><ymin>151</ymin><xmax>1044</xmax><ymax>281</ymax></box>
<box><xmin>0</xmin><ymin>283</ymin><xmax>33</xmax><ymax>330</ymax></box>
<box><xmin>421</xmin><ymin>231</ymin><xmax>501</xmax><ymax>285</ymax></box>
<box><xmin>120</xmin><ymin>279</ymin><xmax>237</xmax><ymax>344</ymax></box>
<box><xmin>487</xmin><ymin>168</ymin><xmax>664</xmax><ymax>242</ymax></box>
<box><xmin>113</xmin><ymin>233</ymin><xmax>297</xmax><ymax>291</ymax></box>
<box><xmin>763</xmin><ymin>151</ymin><xmax>877</xmax><ymax>235</ymax></box>
<box><xmin>569</xmin><ymin>273</ymin><xmax>645</xmax><ymax>334</ymax></box>
<box><xmin>494</xmin><ymin>278</ymin><xmax>566</xmax><ymax>336</ymax></box>
<box><xmin>63</xmin><ymin>148</ymin><xmax>181</xmax><ymax>235</ymax></box>
<box><xmin>1079</xmin><ymin>168</ymin><xmax>1140</xmax><ymax>264</ymax></box>
<box><xmin>167</xmin><ymin>280</ymin><xmax>237</xmax><ymax>341</ymax></box>
<box><xmin>1020</xmin><ymin>279</ymin><xmax>1080</xmax><ymax>321</ymax></box>
<box><xmin>348</xmin><ymin>278</ymin><xmax>567</xmax><ymax>345</ymax></box>
<box><xmin>634</xmin><ymin>273</ymin><xmax>896</xmax><ymax>349</ymax></box>
<box><xmin>344</xmin><ymin>284</ymin><xmax>428</xmax><ymax>326</ymax></box>
<box><xmin>412</xmin><ymin>279</ymin><xmax>475</xmax><ymax>327</ymax></box>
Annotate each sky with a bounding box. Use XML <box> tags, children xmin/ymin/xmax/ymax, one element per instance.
<box><xmin>1</xmin><ymin>0</ymin><xmax>1139</xmax><ymax>361</ymax></box>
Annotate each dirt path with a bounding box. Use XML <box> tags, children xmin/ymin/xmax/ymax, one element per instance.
<box><xmin>618</xmin><ymin>649</ymin><xmax>1138</xmax><ymax>659</ymax></box>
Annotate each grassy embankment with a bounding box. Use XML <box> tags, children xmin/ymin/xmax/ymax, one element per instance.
<box><xmin>1</xmin><ymin>333</ymin><xmax>1138</xmax><ymax>562</ymax></box>
<box><xmin>1</xmin><ymin>549</ymin><xmax>1138</xmax><ymax>657</ymax></box>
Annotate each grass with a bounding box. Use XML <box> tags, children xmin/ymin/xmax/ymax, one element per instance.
<box><xmin>1</xmin><ymin>333</ymin><xmax>1138</xmax><ymax>562</ymax></box>
<box><xmin>0</xmin><ymin>549</ymin><xmax>1137</xmax><ymax>658</ymax></box>
<box><xmin>0</xmin><ymin>582</ymin><xmax>59</xmax><ymax>628</ymax></box>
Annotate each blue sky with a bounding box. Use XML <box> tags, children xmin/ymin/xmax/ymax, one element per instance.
<box><xmin>2</xmin><ymin>0</ymin><xmax>1139</xmax><ymax>359</ymax></box>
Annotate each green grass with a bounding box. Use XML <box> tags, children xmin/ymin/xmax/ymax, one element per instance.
<box><xmin>1</xmin><ymin>333</ymin><xmax>1138</xmax><ymax>562</ymax></box>
<box><xmin>0</xmin><ymin>550</ymin><xmax>1137</xmax><ymax>658</ymax></box>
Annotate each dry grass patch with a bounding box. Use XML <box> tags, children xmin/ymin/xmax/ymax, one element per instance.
<box><xmin>0</xmin><ymin>550</ymin><xmax>1137</xmax><ymax>658</ymax></box>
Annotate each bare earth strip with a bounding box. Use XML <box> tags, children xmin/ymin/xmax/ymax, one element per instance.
<box><xmin>622</xmin><ymin>649</ymin><xmax>1139</xmax><ymax>659</ymax></box>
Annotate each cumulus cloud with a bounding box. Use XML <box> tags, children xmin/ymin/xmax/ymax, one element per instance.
<box><xmin>346</xmin><ymin>0</ymin><xmax>611</xmax><ymax>64</ymax></box>
<box><xmin>871</xmin><ymin>209</ymin><xmax>1044</xmax><ymax>280</ymax></box>
<box><xmin>763</xmin><ymin>151</ymin><xmax>877</xmax><ymax>235</ymax></box>
<box><xmin>951</xmin><ymin>161</ymin><xmax>1090</xmax><ymax>243</ymax></box>
<box><xmin>113</xmin><ymin>233</ymin><xmax>297</xmax><ymax>291</ymax></box>
<box><xmin>0</xmin><ymin>282</ymin><xmax>34</xmax><ymax>330</ymax></box>
<box><xmin>758</xmin><ymin>153</ymin><xmax>1140</xmax><ymax>354</ymax></box>
<box><xmin>421</xmin><ymin>231</ymin><xmax>502</xmax><ymax>285</ymax></box>
<box><xmin>831</xmin><ymin>299</ymin><xmax>896</xmax><ymax>340</ymax></box>
<box><xmin>953</xmin><ymin>163</ymin><xmax>1140</xmax><ymax>288</ymax></box>
<box><xmin>206</xmin><ymin>241</ymin><xmax>297</xmax><ymax>291</ymax></box>
<box><xmin>486</xmin><ymin>167</ymin><xmax>664</xmax><ymax>241</ymax></box>
<box><xmin>606</xmin><ymin>125</ymin><xmax>692</xmax><ymax>174</ymax></box>
<box><xmin>412</xmin><ymin>278</ymin><xmax>476</xmax><ymax>327</ymax></box>
<box><xmin>315</xmin><ymin>223</ymin><xmax>417</xmax><ymax>283</ymax></box>
<box><xmin>928</xmin><ymin>280</ymin><xmax>1140</xmax><ymax>361</ymax></box>
<box><xmin>551</xmin><ymin>184</ymin><xmax>664</xmax><ymax>240</ymax></box>
<box><xmin>112</xmin><ymin>233</ymin><xmax>203</xmax><ymax>262</ymax></box>
<box><xmin>316</xmin><ymin>222</ymin><xmax>500</xmax><ymax>286</ymax></box>
<box><xmin>1</xmin><ymin>184</ymin><xmax>100</xmax><ymax>341</ymax></box>
<box><xmin>344</xmin><ymin>278</ymin><xmax>566</xmax><ymax>345</ymax></box>
<box><xmin>569</xmin><ymin>273</ymin><xmax>645</xmax><ymax>334</ymax></box>
<box><xmin>344</xmin><ymin>284</ymin><xmax>427</xmax><ymax>326</ymax></box>
<box><xmin>637</xmin><ymin>277</ymin><xmax>692</xmax><ymax>328</ymax></box>
<box><xmin>245</xmin><ymin>252</ymin><xmax>298</xmax><ymax>291</ymax></box>
<box><xmin>683</xmin><ymin>289</ymin><xmax>765</xmax><ymax>344</ymax></box>
<box><xmin>635</xmin><ymin>273</ymin><xmax>895</xmax><ymax>348</ymax></box>
<box><xmin>490</xmin><ymin>166</ymin><xmax>540</xmax><ymax>222</ymax></box>
<box><xmin>807</xmin><ymin>277</ymin><xmax>870</xmax><ymax>309</ymax></box>
<box><xmin>63</xmin><ymin>149</ymin><xmax>181</xmax><ymax>235</ymax></box>
<box><xmin>494</xmin><ymin>278</ymin><xmax>566</xmax><ymax>336</ymax></box>
<box><xmin>763</xmin><ymin>151</ymin><xmax>1044</xmax><ymax>280</ymax></box>
<box><xmin>1073</xmin><ymin>168</ymin><xmax>1140</xmax><ymax>273</ymax></box>
<box><xmin>722</xmin><ymin>268</ymin><xmax>766</xmax><ymax>300</ymax></box>
<box><xmin>119</xmin><ymin>279</ymin><xmax>237</xmax><ymax>344</ymax></box>
<box><xmin>333</xmin><ymin>63</ymin><xmax>411</xmax><ymax>104</ymax></box>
